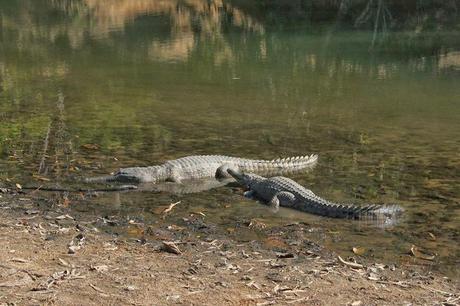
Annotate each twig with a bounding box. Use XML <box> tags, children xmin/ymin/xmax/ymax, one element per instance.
<box><xmin>376</xmin><ymin>280</ymin><xmax>410</xmax><ymax>288</ymax></box>
<box><xmin>337</xmin><ymin>256</ymin><xmax>364</xmax><ymax>269</ymax></box>
<box><xmin>89</xmin><ymin>283</ymin><xmax>109</xmax><ymax>297</ymax></box>
<box><xmin>286</xmin><ymin>297</ymin><xmax>308</xmax><ymax>304</ymax></box>
<box><xmin>418</xmin><ymin>284</ymin><xmax>456</xmax><ymax>297</ymax></box>
<box><xmin>163</xmin><ymin>201</ymin><xmax>181</xmax><ymax>214</ymax></box>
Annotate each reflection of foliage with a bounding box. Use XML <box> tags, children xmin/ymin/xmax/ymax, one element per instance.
<box><xmin>1</xmin><ymin>0</ymin><xmax>262</xmax><ymax>60</ymax></box>
<box><xmin>232</xmin><ymin>0</ymin><xmax>459</xmax><ymax>30</ymax></box>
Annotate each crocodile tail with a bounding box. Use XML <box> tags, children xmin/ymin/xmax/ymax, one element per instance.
<box><xmin>323</xmin><ymin>202</ymin><xmax>403</xmax><ymax>225</ymax></box>
<box><xmin>297</xmin><ymin>193</ymin><xmax>403</xmax><ymax>225</ymax></box>
<box><xmin>241</xmin><ymin>154</ymin><xmax>319</xmax><ymax>175</ymax></box>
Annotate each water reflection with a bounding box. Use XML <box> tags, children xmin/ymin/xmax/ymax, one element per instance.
<box><xmin>48</xmin><ymin>0</ymin><xmax>263</xmax><ymax>62</ymax></box>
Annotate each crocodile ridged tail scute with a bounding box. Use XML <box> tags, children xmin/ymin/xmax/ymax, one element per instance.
<box><xmin>314</xmin><ymin>202</ymin><xmax>403</xmax><ymax>220</ymax></box>
<box><xmin>292</xmin><ymin>192</ymin><xmax>403</xmax><ymax>221</ymax></box>
<box><xmin>241</xmin><ymin>154</ymin><xmax>318</xmax><ymax>174</ymax></box>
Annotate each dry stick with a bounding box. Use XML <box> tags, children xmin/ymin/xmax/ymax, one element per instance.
<box><xmin>418</xmin><ymin>284</ymin><xmax>456</xmax><ymax>297</ymax></box>
<box><xmin>337</xmin><ymin>256</ymin><xmax>364</xmax><ymax>269</ymax></box>
<box><xmin>19</xmin><ymin>185</ymin><xmax>139</xmax><ymax>193</ymax></box>
<box><xmin>162</xmin><ymin>201</ymin><xmax>181</xmax><ymax>214</ymax></box>
<box><xmin>89</xmin><ymin>283</ymin><xmax>109</xmax><ymax>297</ymax></box>
<box><xmin>376</xmin><ymin>280</ymin><xmax>410</xmax><ymax>288</ymax></box>
<box><xmin>38</xmin><ymin>122</ymin><xmax>52</xmax><ymax>174</ymax></box>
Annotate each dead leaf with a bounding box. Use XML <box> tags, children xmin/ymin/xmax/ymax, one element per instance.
<box><xmin>352</xmin><ymin>246</ymin><xmax>366</xmax><ymax>256</ymax></box>
<box><xmin>248</xmin><ymin>219</ymin><xmax>266</xmax><ymax>230</ymax></box>
<box><xmin>15</xmin><ymin>183</ymin><xmax>22</xmax><ymax>189</ymax></box>
<box><xmin>90</xmin><ymin>265</ymin><xmax>109</xmax><ymax>272</ymax></box>
<box><xmin>410</xmin><ymin>245</ymin><xmax>436</xmax><ymax>261</ymax></box>
<box><xmin>427</xmin><ymin>232</ymin><xmax>436</xmax><ymax>241</ymax></box>
<box><xmin>161</xmin><ymin>241</ymin><xmax>182</xmax><ymax>255</ymax></box>
<box><xmin>264</xmin><ymin>237</ymin><xmax>288</xmax><ymax>249</ymax></box>
<box><xmin>68</xmin><ymin>245</ymin><xmax>81</xmax><ymax>254</ymax></box>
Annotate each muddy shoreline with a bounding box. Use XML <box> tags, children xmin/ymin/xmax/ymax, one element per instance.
<box><xmin>0</xmin><ymin>190</ymin><xmax>458</xmax><ymax>305</ymax></box>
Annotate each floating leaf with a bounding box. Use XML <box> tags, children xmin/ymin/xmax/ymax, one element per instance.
<box><xmin>352</xmin><ymin>246</ymin><xmax>366</xmax><ymax>256</ymax></box>
<box><xmin>410</xmin><ymin>245</ymin><xmax>436</xmax><ymax>261</ymax></box>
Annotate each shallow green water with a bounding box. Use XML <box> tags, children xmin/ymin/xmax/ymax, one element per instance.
<box><xmin>0</xmin><ymin>1</ymin><xmax>459</xmax><ymax>276</ymax></box>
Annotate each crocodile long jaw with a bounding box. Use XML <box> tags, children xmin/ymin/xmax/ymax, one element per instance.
<box><xmin>84</xmin><ymin>175</ymin><xmax>119</xmax><ymax>183</ymax></box>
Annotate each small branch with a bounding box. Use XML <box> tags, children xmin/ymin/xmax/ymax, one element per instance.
<box><xmin>337</xmin><ymin>256</ymin><xmax>364</xmax><ymax>269</ymax></box>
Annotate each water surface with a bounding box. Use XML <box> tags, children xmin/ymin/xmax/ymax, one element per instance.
<box><xmin>0</xmin><ymin>0</ymin><xmax>459</xmax><ymax>277</ymax></box>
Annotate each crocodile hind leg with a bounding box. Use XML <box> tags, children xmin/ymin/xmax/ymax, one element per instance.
<box><xmin>268</xmin><ymin>191</ymin><xmax>296</xmax><ymax>213</ymax></box>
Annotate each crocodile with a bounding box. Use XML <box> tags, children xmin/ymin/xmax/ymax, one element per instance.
<box><xmin>227</xmin><ymin>169</ymin><xmax>403</xmax><ymax>222</ymax></box>
<box><xmin>85</xmin><ymin>154</ymin><xmax>318</xmax><ymax>184</ymax></box>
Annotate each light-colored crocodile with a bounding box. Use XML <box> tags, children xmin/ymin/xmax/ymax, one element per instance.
<box><xmin>227</xmin><ymin>169</ymin><xmax>403</xmax><ymax>222</ymax></box>
<box><xmin>86</xmin><ymin>154</ymin><xmax>318</xmax><ymax>184</ymax></box>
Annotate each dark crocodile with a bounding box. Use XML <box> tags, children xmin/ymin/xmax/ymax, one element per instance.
<box><xmin>227</xmin><ymin>169</ymin><xmax>403</xmax><ymax>223</ymax></box>
<box><xmin>86</xmin><ymin>154</ymin><xmax>318</xmax><ymax>184</ymax></box>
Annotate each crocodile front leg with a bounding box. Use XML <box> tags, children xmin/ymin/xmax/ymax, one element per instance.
<box><xmin>243</xmin><ymin>190</ymin><xmax>256</xmax><ymax>198</ymax></box>
<box><xmin>268</xmin><ymin>191</ymin><xmax>297</xmax><ymax>212</ymax></box>
<box><xmin>168</xmin><ymin>167</ymin><xmax>182</xmax><ymax>183</ymax></box>
<box><xmin>215</xmin><ymin>163</ymin><xmax>238</xmax><ymax>179</ymax></box>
